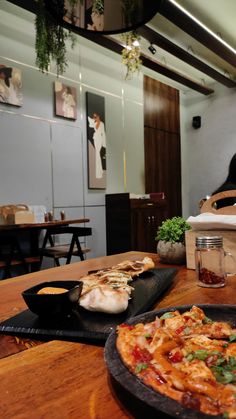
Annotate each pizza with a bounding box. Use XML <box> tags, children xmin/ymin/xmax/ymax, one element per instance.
<box><xmin>79</xmin><ymin>257</ymin><xmax>155</xmax><ymax>314</ymax></box>
<box><xmin>116</xmin><ymin>305</ymin><xmax>236</xmax><ymax>417</ymax></box>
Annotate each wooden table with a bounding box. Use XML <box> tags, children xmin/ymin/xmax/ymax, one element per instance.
<box><xmin>0</xmin><ymin>218</ymin><xmax>91</xmax><ymax>275</ymax></box>
<box><xmin>0</xmin><ymin>251</ymin><xmax>235</xmax><ymax>418</ymax></box>
<box><xmin>0</xmin><ymin>218</ymin><xmax>90</xmax><ymax>231</ymax></box>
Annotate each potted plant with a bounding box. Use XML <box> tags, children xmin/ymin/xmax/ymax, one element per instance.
<box><xmin>155</xmin><ymin>216</ymin><xmax>191</xmax><ymax>264</ymax></box>
<box><xmin>35</xmin><ymin>0</ymin><xmax>77</xmax><ymax>75</ymax></box>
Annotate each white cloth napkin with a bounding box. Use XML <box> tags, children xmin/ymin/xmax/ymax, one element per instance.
<box><xmin>187</xmin><ymin>213</ymin><xmax>236</xmax><ymax>230</ymax></box>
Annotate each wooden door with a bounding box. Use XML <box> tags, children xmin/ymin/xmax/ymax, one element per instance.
<box><xmin>144</xmin><ymin>76</ymin><xmax>182</xmax><ymax>218</ymax></box>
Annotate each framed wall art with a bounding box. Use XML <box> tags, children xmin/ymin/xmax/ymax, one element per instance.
<box><xmin>54</xmin><ymin>81</ymin><xmax>77</xmax><ymax>120</ymax></box>
<box><xmin>0</xmin><ymin>65</ymin><xmax>23</xmax><ymax>106</ymax></box>
<box><xmin>86</xmin><ymin>92</ymin><xmax>106</xmax><ymax>189</ymax></box>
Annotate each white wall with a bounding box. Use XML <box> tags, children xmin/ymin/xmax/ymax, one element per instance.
<box><xmin>2</xmin><ymin>2</ymin><xmax>235</xmax><ymax>254</ymax></box>
<box><xmin>0</xmin><ymin>1</ymin><xmax>145</xmax><ymax>259</ymax></box>
<box><xmin>181</xmin><ymin>83</ymin><xmax>236</xmax><ymax>217</ymax></box>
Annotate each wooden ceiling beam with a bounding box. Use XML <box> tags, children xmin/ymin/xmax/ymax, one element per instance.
<box><xmin>137</xmin><ymin>26</ymin><xmax>236</xmax><ymax>88</ymax></box>
<box><xmin>160</xmin><ymin>0</ymin><xmax>236</xmax><ymax>69</ymax></box>
<box><xmin>6</xmin><ymin>0</ymin><xmax>214</xmax><ymax>95</ymax></box>
<box><xmin>84</xmin><ymin>33</ymin><xmax>214</xmax><ymax>95</ymax></box>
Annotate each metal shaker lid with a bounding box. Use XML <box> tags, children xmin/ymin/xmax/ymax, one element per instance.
<box><xmin>195</xmin><ymin>236</ymin><xmax>223</xmax><ymax>249</ymax></box>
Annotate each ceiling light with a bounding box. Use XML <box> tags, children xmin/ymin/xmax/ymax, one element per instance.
<box><xmin>148</xmin><ymin>44</ymin><xmax>157</xmax><ymax>55</ymax></box>
<box><xmin>169</xmin><ymin>0</ymin><xmax>236</xmax><ymax>55</ymax></box>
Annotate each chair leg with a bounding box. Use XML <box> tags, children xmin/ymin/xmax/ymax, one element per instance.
<box><xmin>14</xmin><ymin>239</ymin><xmax>29</xmax><ymax>274</ymax></box>
<box><xmin>66</xmin><ymin>236</ymin><xmax>75</xmax><ymax>264</ymax></box>
<box><xmin>40</xmin><ymin>231</ymin><xmax>57</xmax><ymax>268</ymax></box>
<box><xmin>54</xmin><ymin>258</ymin><xmax>61</xmax><ymax>267</ymax></box>
<box><xmin>75</xmin><ymin>236</ymin><xmax>84</xmax><ymax>261</ymax></box>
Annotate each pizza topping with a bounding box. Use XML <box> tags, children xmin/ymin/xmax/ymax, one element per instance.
<box><xmin>116</xmin><ymin>306</ymin><xmax>236</xmax><ymax>417</ymax></box>
<box><xmin>182</xmin><ymin>391</ymin><xmax>201</xmax><ymax>411</ymax></box>
<box><xmin>132</xmin><ymin>345</ymin><xmax>152</xmax><ymax>363</ymax></box>
<box><xmin>168</xmin><ymin>350</ymin><xmax>183</xmax><ymax>363</ymax></box>
<box><xmin>135</xmin><ymin>363</ymin><xmax>148</xmax><ymax>373</ymax></box>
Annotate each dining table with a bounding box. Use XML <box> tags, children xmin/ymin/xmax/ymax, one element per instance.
<box><xmin>0</xmin><ymin>250</ymin><xmax>236</xmax><ymax>419</ymax></box>
<box><xmin>0</xmin><ymin>218</ymin><xmax>91</xmax><ymax>274</ymax></box>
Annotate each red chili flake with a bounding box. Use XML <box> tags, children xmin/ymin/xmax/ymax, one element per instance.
<box><xmin>168</xmin><ymin>351</ymin><xmax>183</xmax><ymax>363</ymax></box>
<box><xmin>199</xmin><ymin>268</ymin><xmax>225</xmax><ymax>285</ymax></box>
<box><xmin>132</xmin><ymin>345</ymin><xmax>152</xmax><ymax>363</ymax></box>
<box><xmin>206</xmin><ymin>354</ymin><xmax>218</xmax><ymax>366</ymax></box>
<box><xmin>183</xmin><ymin>315</ymin><xmax>196</xmax><ymax>323</ymax></box>
<box><xmin>148</xmin><ymin>366</ymin><xmax>167</xmax><ymax>384</ymax></box>
<box><xmin>119</xmin><ymin>323</ymin><xmax>134</xmax><ymax>330</ymax></box>
<box><xmin>154</xmin><ymin>370</ymin><xmax>167</xmax><ymax>384</ymax></box>
<box><xmin>175</xmin><ymin>326</ymin><xmax>185</xmax><ymax>335</ymax></box>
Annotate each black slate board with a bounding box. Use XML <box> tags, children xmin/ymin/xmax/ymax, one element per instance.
<box><xmin>104</xmin><ymin>304</ymin><xmax>236</xmax><ymax>419</ymax></box>
<box><xmin>0</xmin><ymin>268</ymin><xmax>177</xmax><ymax>343</ymax></box>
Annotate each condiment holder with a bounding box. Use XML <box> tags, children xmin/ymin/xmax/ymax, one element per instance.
<box><xmin>195</xmin><ymin>236</ymin><xmax>236</xmax><ymax>288</ymax></box>
<box><xmin>22</xmin><ymin>280</ymin><xmax>83</xmax><ymax>317</ymax></box>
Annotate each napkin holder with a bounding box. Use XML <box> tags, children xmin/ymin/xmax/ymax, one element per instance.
<box><xmin>0</xmin><ymin>204</ymin><xmax>35</xmax><ymax>225</ymax></box>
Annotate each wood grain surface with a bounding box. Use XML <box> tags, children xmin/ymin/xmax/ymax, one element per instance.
<box><xmin>0</xmin><ymin>218</ymin><xmax>90</xmax><ymax>231</ymax></box>
<box><xmin>0</xmin><ymin>251</ymin><xmax>235</xmax><ymax>419</ymax></box>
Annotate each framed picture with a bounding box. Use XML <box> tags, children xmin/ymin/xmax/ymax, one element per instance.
<box><xmin>86</xmin><ymin>92</ymin><xmax>106</xmax><ymax>189</ymax></box>
<box><xmin>54</xmin><ymin>81</ymin><xmax>77</xmax><ymax>120</ymax></box>
<box><xmin>0</xmin><ymin>65</ymin><xmax>23</xmax><ymax>106</ymax></box>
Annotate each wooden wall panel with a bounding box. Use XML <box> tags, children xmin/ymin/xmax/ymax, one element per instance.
<box><xmin>144</xmin><ymin>76</ymin><xmax>182</xmax><ymax>217</ymax></box>
<box><xmin>144</xmin><ymin>76</ymin><xmax>180</xmax><ymax>133</ymax></box>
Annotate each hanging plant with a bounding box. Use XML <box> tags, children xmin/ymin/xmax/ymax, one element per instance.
<box><xmin>92</xmin><ymin>0</ymin><xmax>104</xmax><ymax>15</ymax></box>
<box><xmin>121</xmin><ymin>31</ymin><xmax>142</xmax><ymax>80</ymax></box>
<box><xmin>35</xmin><ymin>0</ymin><xmax>76</xmax><ymax>76</ymax></box>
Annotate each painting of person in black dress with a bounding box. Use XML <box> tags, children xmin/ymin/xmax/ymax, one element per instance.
<box><xmin>86</xmin><ymin>92</ymin><xmax>106</xmax><ymax>189</ymax></box>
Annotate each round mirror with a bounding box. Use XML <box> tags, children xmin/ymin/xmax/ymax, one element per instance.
<box><xmin>45</xmin><ymin>0</ymin><xmax>163</xmax><ymax>35</ymax></box>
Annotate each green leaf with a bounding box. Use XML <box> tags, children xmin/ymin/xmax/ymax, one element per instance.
<box><xmin>203</xmin><ymin>316</ymin><xmax>213</xmax><ymax>324</ymax></box>
<box><xmin>135</xmin><ymin>363</ymin><xmax>148</xmax><ymax>373</ymax></box>
<box><xmin>193</xmin><ymin>349</ymin><xmax>209</xmax><ymax>360</ymax></box>
<box><xmin>229</xmin><ymin>334</ymin><xmax>236</xmax><ymax>342</ymax></box>
<box><xmin>184</xmin><ymin>327</ymin><xmax>191</xmax><ymax>335</ymax></box>
<box><xmin>155</xmin><ymin>217</ymin><xmax>191</xmax><ymax>244</ymax></box>
<box><xmin>160</xmin><ymin>312</ymin><xmax>175</xmax><ymax>320</ymax></box>
<box><xmin>186</xmin><ymin>353</ymin><xmax>194</xmax><ymax>361</ymax></box>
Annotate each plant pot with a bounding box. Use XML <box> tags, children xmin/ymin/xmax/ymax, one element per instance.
<box><xmin>157</xmin><ymin>240</ymin><xmax>186</xmax><ymax>264</ymax></box>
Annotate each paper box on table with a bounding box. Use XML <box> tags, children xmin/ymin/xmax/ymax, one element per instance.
<box><xmin>6</xmin><ymin>211</ymin><xmax>35</xmax><ymax>224</ymax></box>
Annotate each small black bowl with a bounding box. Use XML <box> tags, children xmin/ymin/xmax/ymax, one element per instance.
<box><xmin>22</xmin><ymin>280</ymin><xmax>83</xmax><ymax>317</ymax></box>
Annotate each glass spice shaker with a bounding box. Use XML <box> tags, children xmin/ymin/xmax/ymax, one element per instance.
<box><xmin>195</xmin><ymin>236</ymin><xmax>236</xmax><ymax>288</ymax></box>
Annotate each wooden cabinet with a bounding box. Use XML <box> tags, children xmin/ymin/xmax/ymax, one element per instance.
<box><xmin>105</xmin><ymin>193</ymin><xmax>167</xmax><ymax>255</ymax></box>
<box><xmin>144</xmin><ymin>76</ymin><xmax>182</xmax><ymax>218</ymax></box>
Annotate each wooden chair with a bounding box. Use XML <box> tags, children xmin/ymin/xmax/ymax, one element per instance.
<box><xmin>200</xmin><ymin>190</ymin><xmax>236</xmax><ymax>215</ymax></box>
<box><xmin>39</xmin><ymin>226</ymin><xmax>92</xmax><ymax>267</ymax></box>
<box><xmin>0</xmin><ymin>234</ymin><xmax>29</xmax><ymax>279</ymax></box>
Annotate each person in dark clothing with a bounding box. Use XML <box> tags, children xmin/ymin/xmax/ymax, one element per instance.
<box><xmin>0</xmin><ymin>66</ymin><xmax>12</xmax><ymax>87</ymax></box>
<box><xmin>212</xmin><ymin>153</ymin><xmax>236</xmax><ymax>208</ymax></box>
